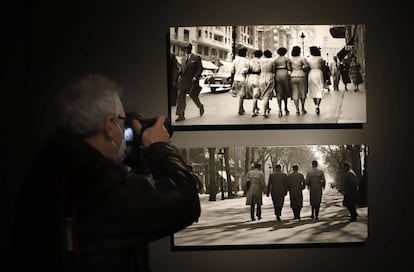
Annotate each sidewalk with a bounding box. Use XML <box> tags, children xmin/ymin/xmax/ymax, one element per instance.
<box><xmin>338</xmin><ymin>83</ymin><xmax>367</xmax><ymax>123</ymax></box>
<box><xmin>173</xmin><ymin>187</ymin><xmax>368</xmax><ymax>248</ymax></box>
<box><xmin>170</xmin><ymin>82</ymin><xmax>366</xmax><ymax>126</ymax></box>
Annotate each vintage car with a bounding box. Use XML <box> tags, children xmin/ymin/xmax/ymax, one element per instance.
<box><xmin>204</xmin><ymin>64</ymin><xmax>232</xmax><ymax>92</ymax></box>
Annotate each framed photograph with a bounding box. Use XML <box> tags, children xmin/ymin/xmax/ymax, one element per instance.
<box><xmin>171</xmin><ymin>144</ymin><xmax>368</xmax><ymax>250</ymax></box>
<box><xmin>167</xmin><ymin>25</ymin><xmax>366</xmax><ymax>131</ymax></box>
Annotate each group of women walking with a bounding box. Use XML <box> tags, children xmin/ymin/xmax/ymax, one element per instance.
<box><xmin>231</xmin><ymin>45</ymin><xmax>362</xmax><ymax>118</ymax></box>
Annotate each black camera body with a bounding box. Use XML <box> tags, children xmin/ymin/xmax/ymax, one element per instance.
<box><xmin>123</xmin><ymin>112</ymin><xmax>173</xmax><ymax>146</ymax></box>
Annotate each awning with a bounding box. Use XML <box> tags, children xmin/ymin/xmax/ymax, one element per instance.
<box><xmin>336</xmin><ymin>36</ymin><xmax>355</xmax><ymax>61</ymax></box>
<box><xmin>219</xmin><ymin>60</ymin><xmax>233</xmax><ymax>67</ymax></box>
<box><xmin>329</xmin><ymin>25</ymin><xmax>346</xmax><ymax>38</ymax></box>
<box><xmin>202</xmin><ymin>60</ymin><xmax>218</xmax><ymax>70</ymax></box>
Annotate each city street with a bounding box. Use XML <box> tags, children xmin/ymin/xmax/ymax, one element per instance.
<box><xmin>172</xmin><ymin>186</ymin><xmax>368</xmax><ymax>248</ymax></box>
<box><xmin>170</xmin><ymin>81</ymin><xmax>366</xmax><ymax>127</ymax></box>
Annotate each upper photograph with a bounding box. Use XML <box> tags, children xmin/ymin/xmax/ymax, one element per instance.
<box><xmin>167</xmin><ymin>25</ymin><xmax>366</xmax><ymax>130</ymax></box>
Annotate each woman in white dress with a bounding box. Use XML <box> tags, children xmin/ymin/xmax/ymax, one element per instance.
<box><xmin>246</xmin><ymin>50</ymin><xmax>262</xmax><ymax>117</ymax></box>
<box><xmin>307</xmin><ymin>46</ymin><xmax>325</xmax><ymax>115</ymax></box>
<box><xmin>258</xmin><ymin>50</ymin><xmax>276</xmax><ymax>118</ymax></box>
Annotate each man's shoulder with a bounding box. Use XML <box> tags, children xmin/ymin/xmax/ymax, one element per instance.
<box><xmin>192</xmin><ymin>54</ymin><xmax>201</xmax><ymax>60</ymax></box>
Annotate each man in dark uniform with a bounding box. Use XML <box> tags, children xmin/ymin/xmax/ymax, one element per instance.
<box><xmin>175</xmin><ymin>43</ymin><xmax>204</xmax><ymax>121</ymax></box>
<box><xmin>266</xmin><ymin>164</ymin><xmax>288</xmax><ymax>221</ymax></box>
<box><xmin>342</xmin><ymin>162</ymin><xmax>359</xmax><ymax>222</ymax></box>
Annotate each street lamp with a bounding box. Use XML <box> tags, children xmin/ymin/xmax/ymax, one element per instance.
<box><xmin>218</xmin><ymin>148</ymin><xmax>225</xmax><ymax>200</ymax></box>
<box><xmin>300</xmin><ymin>32</ymin><xmax>305</xmax><ymax>56</ymax></box>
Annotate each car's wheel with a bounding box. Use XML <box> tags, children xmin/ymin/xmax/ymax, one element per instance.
<box><xmin>210</xmin><ymin>87</ymin><xmax>217</xmax><ymax>92</ymax></box>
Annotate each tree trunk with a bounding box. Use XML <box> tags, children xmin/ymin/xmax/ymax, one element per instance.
<box><xmin>208</xmin><ymin>148</ymin><xmax>217</xmax><ymax>201</ymax></box>
<box><xmin>224</xmin><ymin>147</ymin><xmax>233</xmax><ymax>197</ymax></box>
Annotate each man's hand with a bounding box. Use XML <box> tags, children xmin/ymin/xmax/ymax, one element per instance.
<box><xmin>132</xmin><ymin>116</ymin><xmax>169</xmax><ymax>148</ymax></box>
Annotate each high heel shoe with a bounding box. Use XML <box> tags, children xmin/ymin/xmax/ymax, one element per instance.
<box><xmin>316</xmin><ymin>107</ymin><xmax>320</xmax><ymax>115</ymax></box>
<box><xmin>263</xmin><ymin>108</ymin><xmax>270</xmax><ymax>118</ymax></box>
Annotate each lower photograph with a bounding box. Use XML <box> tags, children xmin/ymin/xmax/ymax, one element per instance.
<box><xmin>171</xmin><ymin>144</ymin><xmax>368</xmax><ymax>250</ymax></box>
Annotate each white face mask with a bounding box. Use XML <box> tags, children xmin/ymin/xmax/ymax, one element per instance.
<box><xmin>111</xmin><ymin>120</ymin><xmax>127</xmax><ymax>162</ymax></box>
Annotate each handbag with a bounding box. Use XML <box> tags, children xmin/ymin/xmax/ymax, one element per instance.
<box><xmin>189</xmin><ymin>82</ymin><xmax>202</xmax><ymax>96</ymax></box>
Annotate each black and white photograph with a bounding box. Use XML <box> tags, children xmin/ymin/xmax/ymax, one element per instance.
<box><xmin>168</xmin><ymin>25</ymin><xmax>366</xmax><ymax>130</ymax></box>
<box><xmin>172</xmin><ymin>144</ymin><xmax>368</xmax><ymax>249</ymax></box>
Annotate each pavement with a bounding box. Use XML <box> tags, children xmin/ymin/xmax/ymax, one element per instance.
<box><xmin>170</xmin><ymin>81</ymin><xmax>366</xmax><ymax>127</ymax></box>
<box><xmin>172</xmin><ymin>186</ymin><xmax>368</xmax><ymax>248</ymax></box>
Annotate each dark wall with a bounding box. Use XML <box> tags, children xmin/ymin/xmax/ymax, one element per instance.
<box><xmin>2</xmin><ymin>0</ymin><xmax>411</xmax><ymax>271</ymax></box>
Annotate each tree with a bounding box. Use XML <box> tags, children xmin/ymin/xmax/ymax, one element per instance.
<box><xmin>224</xmin><ymin>147</ymin><xmax>233</xmax><ymax>197</ymax></box>
<box><xmin>207</xmin><ymin>147</ymin><xmax>217</xmax><ymax>201</ymax></box>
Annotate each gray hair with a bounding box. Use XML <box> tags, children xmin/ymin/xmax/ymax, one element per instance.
<box><xmin>57</xmin><ymin>74</ymin><xmax>122</xmax><ymax>137</ymax></box>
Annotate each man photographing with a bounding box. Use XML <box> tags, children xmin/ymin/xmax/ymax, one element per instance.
<box><xmin>11</xmin><ymin>74</ymin><xmax>201</xmax><ymax>271</ymax></box>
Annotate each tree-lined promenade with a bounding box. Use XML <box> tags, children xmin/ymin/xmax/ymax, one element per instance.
<box><xmin>178</xmin><ymin>145</ymin><xmax>368</xmax><ymax>206</ymax></box>
<box><xmin>173</xmin><ymin>185</ymin><xmax>368</xmax><ymax>247</ymax></box>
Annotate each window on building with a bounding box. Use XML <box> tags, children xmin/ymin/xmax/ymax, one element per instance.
<box><xmin>184</xmin><ymin>29</ymin><xmax>189</xmax><ymax>42</ymax></box>
<box><xmin>197</xmin><ymin>45</ymin><xmax>202</xmax><ymax>55</ymax></box>
<box><xmin>203</xmin><ymin>46</ymin><xmax>209</xmax><ymax>56</ymax></box>
<box><xmin>198</xmin><ymin>30</ymin><xmax>201</xmax><ymax>37</ymax></box>
<box><xmin>214</xmin><ymin>34</ymin><xmax>223</xmax><ymax>42</ymax></box>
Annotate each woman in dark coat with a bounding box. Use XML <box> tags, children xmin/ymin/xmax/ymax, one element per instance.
<box><xmin>339</xmin><ymin>57</ymin><xmax>351</xmax><ymax>91</ymax></box>
<box><xmin>348</xmin><ymin>54</ymin><xmax>364</xmax><ymax>92</ymax></box>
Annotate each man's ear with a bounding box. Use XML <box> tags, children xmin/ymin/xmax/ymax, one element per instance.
<box><xmin>103</xmin><ymin>116</ymin><xmax>116</xmax><ymax>139</ymax></box>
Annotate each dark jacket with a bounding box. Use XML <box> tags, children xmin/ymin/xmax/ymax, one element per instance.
<box><xmin>11</xmin><ymin>130</ymin><xmax>200</xmax><ymax>271</ymax></box>
<box><xmin>342</xmin><ymin>169</ymin><xmax>359</xmax><ymax>207</ymax></box>
<box><xmin>177</xmin><ymin>53</ymin><xmax>202</xmax><ymax>91</ymax></box>
<box><xmin>266</xmin><ymin>170</ymin><xmax>288</xmax><ymax>208</ymax></box>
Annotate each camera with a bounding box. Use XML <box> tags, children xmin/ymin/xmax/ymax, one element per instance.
<box><xmin>123</xmin><ymin>112</ymin><xmax>173</xmax><ymax>146</ymax></box>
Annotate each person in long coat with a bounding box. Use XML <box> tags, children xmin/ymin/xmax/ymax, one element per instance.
<box><xmin>266</xmin><ymin>164</ymin><xmax>288</xmax><ymax>221</ymax></box>
<box><xmin>287</xmin><ymin>165</ymin><xmax>306</xmax><ymax>220</ymax></box>
<box><xmin>339</xmin><ymin>57</ymin><xmax>351</xmax><ymax>91</ymax></box>
<box><xmin>330</xmin><ymin>56</ymin><xmax>341</xmax><ymax>91</ymax></box>
<box><xmin>245</xmin><ymin>163</ymin><xmax>266</xmax><ymax>221</ymax></box>
<box><xmin>348</xmin><ymin>54</ymin><xmax>364</xmax><ymax>92</ymax></box>
<box><xmin>305</xmin><ymin>160</ymin><xmax>326</xmax><ymax>220</ymax></box>
<box><xmin>341</xmin><ymin>162</ymin><xmax>359</xmax><ymax>221</ymax></box>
